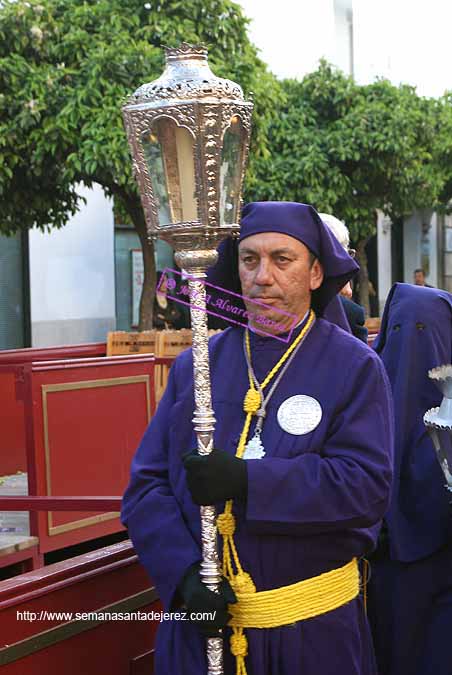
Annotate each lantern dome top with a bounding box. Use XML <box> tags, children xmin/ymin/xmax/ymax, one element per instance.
<box><xmin>126</xmin><ymin>42</ymin><xmax>245</xmax><ymax>106</ymax></box>
<box><xmin>165</xmin><ymin>43</ymin><xmax>208</xmax><ymax>62</ymax></box>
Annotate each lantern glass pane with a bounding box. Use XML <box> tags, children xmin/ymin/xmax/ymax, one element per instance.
<box><xmin>428</xmin><ymin>427</ymin><xmax>452</xmax><ymax>488</ymax></box>
<box><xmin>142</xmin><ymin>117</ymin><xmax>198</xmax><ymax>226</ymax></box>
<box><xmin>220</xmin><ymin>115</ymin><xmax>244</xmax><ymax>225</ymax></box>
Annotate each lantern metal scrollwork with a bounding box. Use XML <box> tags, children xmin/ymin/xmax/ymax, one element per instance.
<box><xmin>122</xmin><ymin>42</ymin><xmax>252</xmax><ymax>254</ymax></box>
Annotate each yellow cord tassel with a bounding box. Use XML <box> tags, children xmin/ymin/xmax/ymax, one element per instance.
<box><xmin>231</xmin><ymin>627</ymin><xmax>248</xmax><ymax>675</ymax></box>
<box><xmin>243</xmin><ymin>388</ymin><xmax>261</xmax><ymax>414</ymax></box>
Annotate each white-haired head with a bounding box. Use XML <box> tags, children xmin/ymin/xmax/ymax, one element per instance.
<box><xmin>319</xmin><ymin>213</ymin><xmax>350</xmax><ymax>250</ymax></box>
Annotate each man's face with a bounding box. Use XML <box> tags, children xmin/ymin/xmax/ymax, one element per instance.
<box><xmin>414</xmin><ymin>271</ymin><xmax>425</xmax><ymax>286</ymax></box>
<box><xmin>238</xmin><ymin>232</ymin><xmax>324</xmax><ymax>333</ymax></box>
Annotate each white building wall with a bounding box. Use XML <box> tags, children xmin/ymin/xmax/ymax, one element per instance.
<box><xmin>239</xmin><ymin>0</ymin><xmax>450</xmax><ymax>95</ymax></box>
<box><xmin>428</xmin><ymin>213</ymin><xmax>439</xmax><ymax>287</ymax></box>
<box><xmin>333</xmin><ymin>0</ymin><xmax>354</xmax><ymax>76</ymax></box>
<box><xmin>29</xmin><ymin>183</ymin><xmax>116</xmax><ymax>347</ymax></box>
<box><xmin>403</xmin><ymin>213</ymin><xmax>421</xmax><ymax>285</ymax></box>
<box><xmin>443</xmin><ymin>215</ymin><xmax>452</xmax><ymax>293</ymax></box>
<box><xmin>353</xmin><ymin>0</ymin><xmax>392</xmax><ymax>86</ymax></box>
<box><xmin>377</xmin><ymin>211</ymin><xmax>392</xmax><ymax>314</ymax></box>
<box><xmin>403</xmin><ymin>210</ymin><xmax>437</xmax><ymax>287</ymax></box>
<box><xmin>238</xmin><ymin>0</ymin><xmax>336</xmax><ymax>79</ymax></box>
<box><xmin>354</xmin><ymin>0</ymin><xmax>452</xmax><ymax>97</ymax></box>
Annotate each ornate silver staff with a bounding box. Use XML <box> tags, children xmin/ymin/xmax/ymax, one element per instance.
<box><xmin>122</xmin><ymin>43</ymin><xmax>253</xmax><ymax>673</ymax></box>
<box><xmin>424</xmin><ymin>365</ymin><xmax>452</xmax><ymax>492</ymax></box>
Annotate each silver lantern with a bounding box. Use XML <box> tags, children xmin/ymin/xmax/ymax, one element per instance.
<box><xmin>122</xmin><ymin>42</ymin><xmax>252</xmax><ymax>251</ymax></box>
<box><xmin>122</xmin><ymin>43</ymin><xmax>253</xmax><ymax>675</ymax></box>
<box><xmin>424</xmin><ymin>365</ymin><xmax>452</xmax><ymax>492</ymax></box>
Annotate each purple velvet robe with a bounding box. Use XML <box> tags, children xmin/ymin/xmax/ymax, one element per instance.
<box><xmin>121</xmin><ymin>318</ymin><xmax>394</xmax><ymax>675</ymax></box>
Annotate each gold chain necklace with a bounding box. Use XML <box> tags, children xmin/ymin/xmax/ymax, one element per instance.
<box><xmin>239</xmin><ymin>308</ymin><xmax>316</xmax><ymax>454</ymax></box>
<box><xmin>242</xmin><ymin>310</ymin><xmax>315</xmax><ymax>459</ymax></box>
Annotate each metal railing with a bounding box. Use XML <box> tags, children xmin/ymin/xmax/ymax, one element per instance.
<box><xmin>0</xmin><ymin>497</ymin><xmax>122</xmax><ymax>511</ymax></box>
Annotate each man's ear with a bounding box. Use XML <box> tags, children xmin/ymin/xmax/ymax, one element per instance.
<box><xmin>310</xmin><ymin>259</ymin><xmax>324</xmax><ymax>291</ymax></box>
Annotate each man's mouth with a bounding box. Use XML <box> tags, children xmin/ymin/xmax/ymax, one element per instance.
<box><xmin>251</xmin><ymin>297</ymin><xmax>279</xmax><ymax>304</ymax></box>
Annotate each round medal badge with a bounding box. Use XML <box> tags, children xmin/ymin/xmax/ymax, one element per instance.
<box><xmin>277</xmin><ymin>395</ymin><xmax>322</xmax><ymax>435</ymax></box>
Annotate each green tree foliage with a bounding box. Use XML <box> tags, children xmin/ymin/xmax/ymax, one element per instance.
<box><xmin>433</xmin><ymin>91</ymin><xmax>452</xmax><ymax>208</ymax></box>
<box><xmin>251</xmin><ymin>62</ymin><xmax>452</xmax><ymax>312</ymax></box>
<box><xmin>0</xmin><ymin>0</ymin><xmax>280</xmax><ymax>328</ymax></box>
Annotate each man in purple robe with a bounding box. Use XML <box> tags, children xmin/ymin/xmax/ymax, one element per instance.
<box><xmin>121</xmin><ymin>202</ymin><xmax>394</xmax><ymax>675</ymax></box>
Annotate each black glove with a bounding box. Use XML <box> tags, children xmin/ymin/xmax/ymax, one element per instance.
<box><xmin>179</xmin><ymin>563</ymin><xmax>237</xmax><ymax>637</ymax></box>
<box><xmin>183</xmin><ymin>449</ymin><xmax>248</xmax><ymax>505</ymax></box>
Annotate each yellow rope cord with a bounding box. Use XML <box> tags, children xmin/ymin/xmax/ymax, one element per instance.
<box><xmin>218</xmin><ymin>310</ymin><xmax>316</xmax><ymax>593</ymax></box>
<box><xmin>248</xmin><ymin>310</ymin><xmax>315</xmax><ymax>392</ymax></box>
<box><xmin>228</xmin><ymin>558</ymin><xmax>359</xmax><ymax>628</ymax></box>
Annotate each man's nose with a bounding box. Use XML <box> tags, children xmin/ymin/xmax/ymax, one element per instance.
<box><xmin>254</xmin><ymin>259</ymin><xmax>274</xmax><ymax>285</ymax></box>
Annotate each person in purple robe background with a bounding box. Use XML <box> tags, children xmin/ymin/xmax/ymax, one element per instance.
<box><xmin>319</xmin><ymin>212</ymin><xmax>368</xmax><ymax>344</ymax></box>
<box><xmin>368</xmin><ymin>283</ymin><xmax>452</xmax><ymax>675</ymax></box>
<box><xmin>121</xmin><ymin>201</ymin><xmax>394</xmax><ymax>675</ymax></box>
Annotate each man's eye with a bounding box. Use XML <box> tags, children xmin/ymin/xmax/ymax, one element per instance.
<box><xmin>277</xmin><ymin>256</ymin><xmax>290</xmax><ymax>263</ymax></box>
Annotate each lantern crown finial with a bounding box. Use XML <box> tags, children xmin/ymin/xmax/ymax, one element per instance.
<box><xmin>164</xmin><ymin>43</ymin><xmax>208</xmax><ymax>63</ymax></box>
<box><xmin>125</xmin><ymin>42</ymin><xmax>244</xmax><ymax>106</ymax></box>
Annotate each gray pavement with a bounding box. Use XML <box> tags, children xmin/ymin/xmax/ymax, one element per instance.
<box><xmin>0</xmin><ymin>473</ymin><xmax>34</xmax><ymax>557</ymax></box>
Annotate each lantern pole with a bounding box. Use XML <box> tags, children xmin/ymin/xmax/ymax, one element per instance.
<box><xmin>178</xmin><ymin>254</ymin><xmax>224</xmax><ymax>673</ymax></box>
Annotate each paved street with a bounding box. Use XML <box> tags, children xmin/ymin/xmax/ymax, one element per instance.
<box><xmin>0</xmin><ymin>472</ymin><xmax>34</xmax><ymax>558</ymax></box>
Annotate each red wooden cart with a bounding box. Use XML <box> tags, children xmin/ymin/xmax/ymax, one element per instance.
<box><xmin>0</xmin><ymin>497</ymin><xmax>160</xmax><ymax>674</ymax></box>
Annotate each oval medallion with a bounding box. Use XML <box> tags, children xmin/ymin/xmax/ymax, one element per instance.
<box><xmin>277</xmin><ymin>395</ymin><xmax>322</xmax><ymax>435</ymax></box>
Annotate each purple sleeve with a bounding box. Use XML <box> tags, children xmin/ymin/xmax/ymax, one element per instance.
<box><xmin>121</xmin><ymin>360</ymin><xmax>201</xmax><ymax>610</ymax></box>
<box><xmin>245</xmin><ymin>354</ymin><xmax>394</xmax><ymax>535</ymax></box>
